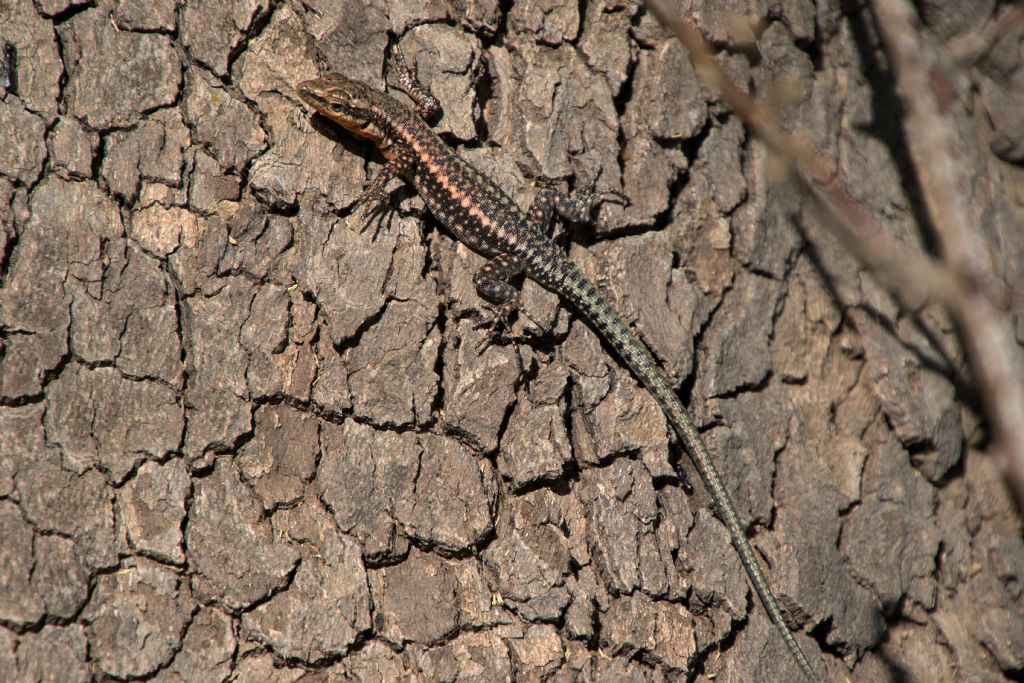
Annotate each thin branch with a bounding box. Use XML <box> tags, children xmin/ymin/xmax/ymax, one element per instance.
<box><xmin>869</xmin><ymin>0</ymin><xmax>1024</xmax><ymax>505</ymax></box>
<box><xmin>946</xmin><ymin>4</ymin><xmax>1024</xmax><ymax>67</ymax></box>
<box><xmin>640</xmin><ymin>0</ymin><xmax>1024</xmax><ymax>505</ymax></box>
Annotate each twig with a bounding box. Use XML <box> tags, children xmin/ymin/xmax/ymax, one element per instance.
<box><xmin>946</xmin><ymin>4</ymin><xmax>1024</xmax><ymax>67</ymax></box>
<box><xmin>640</xmin><ymin>0</ymin><xmax>1024</xmax><ymax>505</ymax></box>
<box><xmin>869</xmin><ymin>0</ymin><xmax>1024</xmax><ymax>504</ymax></box>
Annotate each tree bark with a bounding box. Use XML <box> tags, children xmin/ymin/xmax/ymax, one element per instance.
<box><xmin>0</xmin><ymin>0</ymin><xmax>1020</xmax><ymax>680</ymax></box>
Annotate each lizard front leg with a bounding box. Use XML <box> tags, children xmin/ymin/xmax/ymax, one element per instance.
<box><xmin>355</xmin><ymin>144</ymin><xmax>418</xmax><ymax>235</ymax></box>
<box><xmin>387</xmin><ymin>44</ymin><xmax>440</xmax><ymax>120</ymax></box>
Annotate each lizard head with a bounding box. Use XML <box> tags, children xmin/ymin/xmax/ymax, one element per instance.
<box><xmin>297</xmin><ymin>73</ymin><xmax>387</xmax><ymax>144</ymax></box>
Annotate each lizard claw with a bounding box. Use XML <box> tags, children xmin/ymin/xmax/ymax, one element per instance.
<box><xmin>354</xmin><ymin>187</ymin><xmax>394</xmax><ymax>238</ymax></box>
<box><xmin>596</xmin><ymin>189</ymin><xmax>630</xmax><ymax>208</ymax></box>
<box><xmin>471</xmin><ymin>303</ymin><xmax>516</xmax><ymax>353</ymax></box>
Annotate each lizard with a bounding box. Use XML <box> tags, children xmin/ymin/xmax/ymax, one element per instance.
<box><xmin>296</xmin><ymin>49</ymin><xmax>819</xmax><ymax>681</ymax></box>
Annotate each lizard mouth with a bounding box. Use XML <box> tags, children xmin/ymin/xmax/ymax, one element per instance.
<box><xmin>295</xmin><ymin>80</ymin><xmax>336</xmax><ymax>113</ymax></box>
<box><xmin>296</xmin><ymin>79</ymin><xmax>384</xmax><ymax>145</ymax></box>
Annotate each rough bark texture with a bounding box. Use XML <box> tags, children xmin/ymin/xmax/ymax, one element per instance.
<box><xmin>1</xmin><ymin>0</ymin><xmax>1021</xmax><ymax>681</ymax></box>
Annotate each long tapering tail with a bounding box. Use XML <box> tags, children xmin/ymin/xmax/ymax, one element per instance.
<box><xmin>559</xmin><ymin>264</ymin><xmax>817</xmax><ymax>680</ymax></box>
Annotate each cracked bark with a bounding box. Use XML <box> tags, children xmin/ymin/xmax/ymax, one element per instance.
<box><xmin>1</xmin><ymin>0</ymin><xmax>1021</xmax><ymax>681</ymax></box>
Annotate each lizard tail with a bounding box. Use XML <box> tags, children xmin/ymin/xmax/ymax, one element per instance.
<box><xmin>557</xmin><ymin>264</ymin><xmax>818</xmax><ymax>681</ymax></box>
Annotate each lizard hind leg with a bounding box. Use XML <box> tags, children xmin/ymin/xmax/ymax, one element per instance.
<box><xmin>471</xmin><ymin>252</ymin><xmax>525</xmax><ymax>352</ymax></box>
<box><xmin>527</xmin><ymin>185</ymin><xmax>629</xmax><ymax>236</ymax></box>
